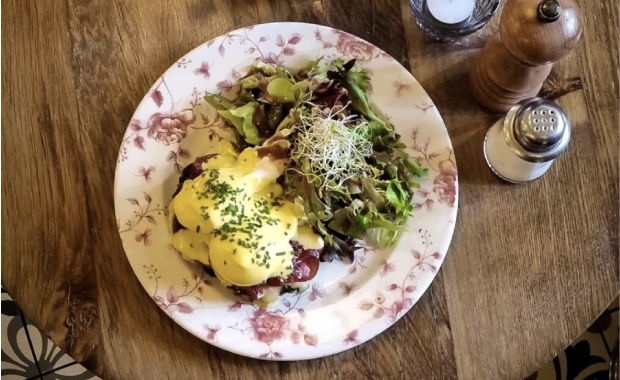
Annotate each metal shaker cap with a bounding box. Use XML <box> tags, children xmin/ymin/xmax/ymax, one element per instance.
<box><xmin>503</xmin><ymin>98</ymin><xmax>571</xmax><ymax>163</ymax></box>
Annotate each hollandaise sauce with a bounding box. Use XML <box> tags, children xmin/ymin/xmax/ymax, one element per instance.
<box><xmin>169</xmin><ymin>141</ymin><xmax>322</xmax><ymax>288</ymax></box>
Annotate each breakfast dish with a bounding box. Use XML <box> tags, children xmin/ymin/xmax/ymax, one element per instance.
<box><xmin>114</xmin><ymin>23</ymin><xmax>457</xmax><ymax>360</ymax></box>
<box><xmin>169</xmin><ymin>138</ymin><xmax>324</xmax><ymax>303</ymax></box>
<box><xmin>168</xmin><ymin>59</ymin><xmax>426</xmax><ymax>303</ymax></box>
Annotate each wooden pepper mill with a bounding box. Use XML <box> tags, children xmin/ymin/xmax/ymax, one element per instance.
<box><xmin>470</xmin><ymin>0</ymin><xmax>583</xmax><ymax>113</ymax></box>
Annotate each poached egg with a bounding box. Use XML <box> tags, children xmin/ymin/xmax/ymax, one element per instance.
<box><xmin>169</xmin><ymin>140</ymin><xmax>322</xmax><ymax>287</ymax></box>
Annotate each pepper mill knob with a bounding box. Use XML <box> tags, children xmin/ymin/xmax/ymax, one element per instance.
<box><xmin>470</xmin><ymin>0</ymin><xmax>583</xmax><ymax>113</ymax></box>
<box><xmin>502</xmin><ymin>0</ymin><xmax>582</xmax><ymax>65</ymax></box>
<box><xmin>538</xmin><ymin>0</ymin><xmax>562</xmax><ymax>22</ymax></box>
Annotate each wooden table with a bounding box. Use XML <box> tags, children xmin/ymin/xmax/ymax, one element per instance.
<box><xmin>2</xmin><ymin>1</ymin><xmax>618</xmax><ymax>379</ymax></box>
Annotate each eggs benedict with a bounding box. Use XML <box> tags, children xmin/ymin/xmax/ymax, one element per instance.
<box><xmin>168</xmin><ymin>135</ymin><xmax>324</xmax><ymax>303</ymax></box>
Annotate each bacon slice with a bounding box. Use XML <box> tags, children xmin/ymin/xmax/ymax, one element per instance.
<box><xmin>215</xmin><ymin>241</ymin><xmax>321</xmax><ymax>301</ymax></box>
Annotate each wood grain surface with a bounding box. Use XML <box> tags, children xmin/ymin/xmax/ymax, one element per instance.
<box><xmin>2</xmin><ymin>0</ymin><xmax>618</xmax><ymax>379</ymax></box>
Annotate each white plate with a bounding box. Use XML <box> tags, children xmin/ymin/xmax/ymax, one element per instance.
<box><xmin>114</xmin><ymin>22</ymin><xmax>458</xmax><ymax>360</ymax></box>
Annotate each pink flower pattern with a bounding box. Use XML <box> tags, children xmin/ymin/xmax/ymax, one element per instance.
<box><xmin>176</xmin><ymin>58</ymin><xmax>192</xmax><ymax>68</ymax></box>
<box><xmin>136</xmin><ymin>166</ymin><xmax>155</xmax><ymax>182</ymax></box>
<box><xmin>315</xmin><ymin>28</ymin><xmax>389</xmax><ymax>62</ymax></box>
<box><xmin>144</xmin><ymin>265</ymin><xmax>210</xmax><ymax>316</ymax></box>
<box><xmin>358</xmin><ymin>230</ymin><xmax>441</xmax><ymax>324</ymax></box>
<box><xmin>204</xmin><ymin>325</ymin><xmax>220</xmax><ymax>341</ymax></box>
<box><xmin>224</xmin><ymin>283</ymin><xmax>324</xmax><ymax>358</ymax></box>
<box><xmin>379</xmin><ymin>260</ymin><xmax>396</xmax><ymax>276</ymax></box>
<box><xmin>348</xmin><ymin>242</ymin><xmax>373</xmax><ymax>274</ymax></box>
<box><xmin>307</xmin><ymin>283</ymin><xmax>325</xmax><ymax>301</ymax></box>
<box><xmin>134</xmin><ymin>229</ymin><xmax>152</xmax><ymax>246</ymax></box>
<box><xmin>344</xmin><ymin>330</ymin><xmax>360</xmax><ymax>345</ymax></box>
<box><xmin>121</xmin><ymin>85</ymin><xmax>230</xmax><ymax>173</ymax></box>
<box><xmin>434</xmin><ymin>160</ymin><xmax>457</xmax><ymax>207</ymax></box>
<box><xmin>194</xmin><ymin>62</ymin><xmax>211</xmax><ymax>78</ymax></box>
<box><xmin>118</xmin><ymin>192</ymin><xmax>167</xmax><ymax>238</ymax></box>
<box><xmin>249</xmin><ymin>309</ymin><xmax>290</xmax><ymax>344</ymax></box>
<box><xmin>339</xmin><ymin>282</ymin><xmax>358</xmax><ymax>296</ymax></box>
<box><xmin>147</xmin><ymin>111</ymin><xmax>195</xmax><ymax>146</ymax></box>
<box><xmin>409</xmin><ymin>127</ymin><xmax>458</xmax><ymax>211</ymax></box>
<box><xmin>393</xmin><ymin>77</ymin><xmax>412</xmax><ymax>97</ymax></box>
<box><xmin>216</xmin><ymin>28</ymin><xmax>303</xmax><ymax>66</ymax></box>
<box><xmin>414</xmin><ymin>101</ymin><xmax>435</xmax><ymax>113</ymax></box>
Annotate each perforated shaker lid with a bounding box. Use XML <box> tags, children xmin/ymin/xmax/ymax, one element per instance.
<box><xmin>503</xmin><ymin>98</ymin><xmax>571</xmax><ymax>163</ymax></box>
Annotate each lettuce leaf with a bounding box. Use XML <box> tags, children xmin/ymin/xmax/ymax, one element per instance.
<box><xmin>218</xmin><ymin>103</ymin><xmax>264</xmax><ymax>145</ymax></box>
<box><xmin>341</xmin><ymin>65</ymin><xmax>392</xmax><ymax>131</ymax></box>
<box><xmin>266</xmin><ymin>78</ymin><xmax>297</xmax><ymax>103</ymax></box>
<box><xmin>204</xmin><ymin>93</ymin><xmax>237</xmax><ymax>111</ymax></box>
<box><xmin>347</xmin><ymin>201</ymin><xmax>403</xmax><ymax>238</ymax></box>
<box><xmin>253</xmin><ymin>61</ymin><xmax>289</xmax><ymax>77</ymax></box>
<box><xmin>403</xmin><ymin>157</ymin><xmax>427</xmax><ymax>177</ymax></box>
<box><xmin>386</xmin><ymin>180</ymin><xmax>408</xmax><ymax>213</ymax></box>
<box><xmin>364</xmin><ymin>228</ymin><xmax>401</xmax><ymax>249</ymax></box>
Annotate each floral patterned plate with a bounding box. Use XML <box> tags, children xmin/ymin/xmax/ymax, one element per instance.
<box><xmin>114</xmin><ymin>22</ymin><xmax>458</xmax><ymax>360</ymax></box>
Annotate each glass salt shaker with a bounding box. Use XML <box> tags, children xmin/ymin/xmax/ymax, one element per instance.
<box><xmin>483</xmin><ymin>97</ymin><xmax>571</xmax><ymax>183</ymax></box>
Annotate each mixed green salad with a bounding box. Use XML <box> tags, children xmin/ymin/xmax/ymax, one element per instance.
<box><xmin>205</xmin><ymin>59</ymin><xmax>426</xmax><ymax>261</ymax></box>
